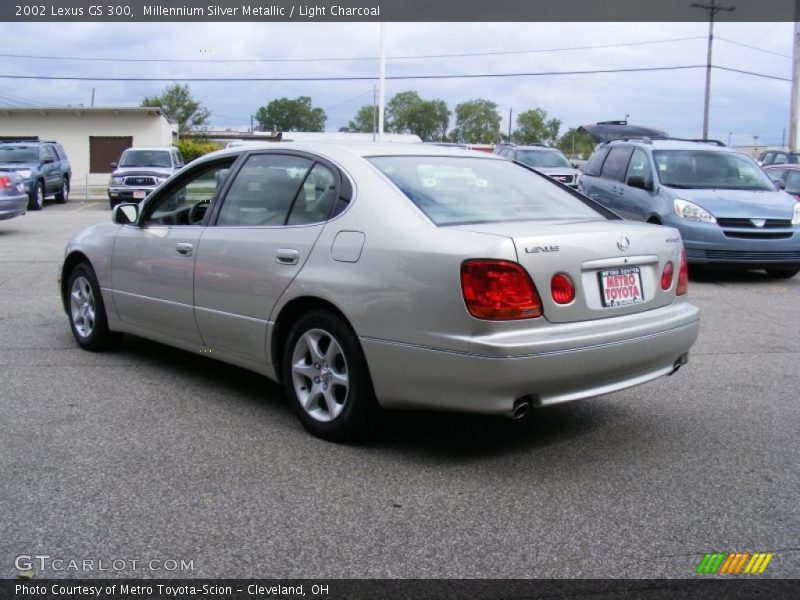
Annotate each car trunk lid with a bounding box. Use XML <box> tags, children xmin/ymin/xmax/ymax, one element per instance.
<box><xmin>450</xmin><ymin>219</ymin><xmax>682</xmax><ymax>323</ymax></box>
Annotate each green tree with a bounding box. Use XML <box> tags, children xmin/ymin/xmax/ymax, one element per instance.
<box><xmin>254</xmin><ymin>96</ymin><xmax>326</xmax><ymax>131</ymax></box>
<box><xmin>386</xmin><ymin>91</ymin><xmax>450</xmax><ymax>141</ymax></box>
<box><xmin>557</xmin><ymin>127</ymin><xmax>596</xmax><ymax>158</ymax></box>
<box><xmin>513</xmin><ymin>108</ymin><xmax>562</xmax><ymax>146</ymax></box>
<box><xmin>452</xmin><ymin>99</ymin><xmax>501</xmax><ymax>144</ymax></box>
<box><xmin>141</xmin><ymin>83</ymin><xmax>210</xmax><ymax>133</ymax></box>
<box><xmin>176</xmin><ymin>139</ymin><xmax>222</xmax><ymax>163</ymax></box>
<box><xmin>348</xmin><ymin>105</ymin><xmax>376</xmax><ymax>133</ymax></box>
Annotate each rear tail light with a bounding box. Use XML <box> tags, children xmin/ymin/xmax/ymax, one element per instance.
<box><xmin>0</xmin><ymin>176</ymin><xmax>11</xmax><ymax>189</ymax></box>
<box><xmin>551</xmin><ymin>273</ymin><xmax>575</xmax><ymax>304</ymax></box>
<box><xmin>660</xmin><ymin>262</ymin><xmax>674</xmax><ymax>290</ymax></box>
<box><xmin>677</xmin><ymin>248</ymin><xmax>689</xmax><ymax>296</ymax></box>
<box><xmin>461</xmin><ymin>259</ymin><xmax>543</xmax><ymax>320</ymax></box>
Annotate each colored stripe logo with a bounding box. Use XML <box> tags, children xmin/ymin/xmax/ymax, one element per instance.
<box><xmin>696</xmin><ymin>552</ymin><xmax>773</xmax><ymax>574</ymax></box>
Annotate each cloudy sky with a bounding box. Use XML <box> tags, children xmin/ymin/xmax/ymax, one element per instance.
<box><xmin>1</xmin><ymin>21</ymin><xmax>793</xmax><ymax>145</ymax></box>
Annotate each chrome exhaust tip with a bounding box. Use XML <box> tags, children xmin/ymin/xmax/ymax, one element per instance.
<box><xmin>512</xmin><ymin>398</ymin><xmax>531</xmax><ymax>420</ymax></box>
<box><xmin>670</xmin><ymin>353</ymin><xmax>689</xmax><ymax>375</ymax></box>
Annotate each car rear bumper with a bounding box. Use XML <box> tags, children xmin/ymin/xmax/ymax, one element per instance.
<box><xmin>0</xmin><ymin>194</ymin><xmax>28</xmax><ymax>220</ymax></box>
<box><xmin>362</xmin><ymin>301</ymin><xmax>700</xmax><ymax>415</ymax></box>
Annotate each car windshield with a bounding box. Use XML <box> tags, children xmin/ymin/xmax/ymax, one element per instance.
<box><xmin>516</xmin><ymin>149</ymin><xmax>571</xmax><ymax>169</ymax></box>
<box><xmin>0</xmin><ymin>146</ymin><xmax>38</xmax><ymax>163</ymax></box>
<box><xmin>120</xmin><ymin>150</ymin><xmax>172</xmax><ymax>168</ymax></box>
<box><xmin>369</xmin><ymin>156</ymin><xmax>603</xmax><ymax>226</ymax></box>
<box><xmin>653</xmin><ymin>150</ymin><xmax>774</xmax><ymax>191</ymax></box>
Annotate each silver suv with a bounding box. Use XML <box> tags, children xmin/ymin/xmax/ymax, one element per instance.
<box><xmin>493</xmin><ymin>143</ymin><xmax>581</xmax><ymax>188</ymax></box>
<box><xmin>108</xmin><ymin>147</ymin><xmax>184</xmax><ymax>209</ymax></box>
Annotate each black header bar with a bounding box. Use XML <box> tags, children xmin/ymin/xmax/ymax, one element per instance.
<box><xmin>1</xmin><ymin>0</ymin><xmax>796</xmax><ymax>23</ymax></box>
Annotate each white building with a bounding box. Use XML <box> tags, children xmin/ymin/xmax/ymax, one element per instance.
<box><xmin>0</xmin><ymin>107</ymin><xmax>178</xmax><ymax>185</ymax></box>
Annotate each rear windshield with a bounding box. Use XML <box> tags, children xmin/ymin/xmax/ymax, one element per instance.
<box><xmin>652</xmin><ymin>150</ymin><xmax>774</xmax><ymax>191</ymax></box>
<box><xmin>120</xmin><ymin>150</ymin><xmax>173</xmax><ymax>168</ymax></box>
<box><xmin>369</xmin><ymin>156</ymin><xmax>603</xmax><ymax>226</ymax></box>
<box><xmin>516</xmin><ymin>149</ymin><xmax>571</xmax><ymax>169</ymax></box>
<box><xmin>0</xmin><ymin>146</ymin><xmax>38</xmax><ymax>163</ymax></box>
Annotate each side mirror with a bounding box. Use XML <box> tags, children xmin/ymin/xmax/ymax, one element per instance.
<box><xmin>775</xmin><ymin>179</ymin><xmax>786</xmax><ymax>190</ymax></box>
<box><xmin>110</xmin><ymin>161</ymin><xmax>118</xmax><ymax>169</ymax></box>
<box><xmin>627</xmin><ymin>175</ymin><xmax>652</xmax><ymax>191</ymax></box>
<box><xmin>43</xmin><ymin>156</ymin><xmax>54</xmax><ymax>164</ymax></box>
<box><xmin>112</xmin><ymin>203</ymin><xmax>139</xmax><ymax>225</ymax></box>
<box><xmin>175</xmin><ymin>163</ymin><xmax>184</xmax><ymax>169</ymax></box>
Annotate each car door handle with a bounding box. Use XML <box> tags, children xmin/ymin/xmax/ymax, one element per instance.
<box><xmin>175</xmin><ymin>242</ymin><xmax>193</xmax><ymax>257</ymax></box>
<box><xmin>275</xmin><ymin>248</ymin><xmax>300</xmax><ymax>265</ymax></box>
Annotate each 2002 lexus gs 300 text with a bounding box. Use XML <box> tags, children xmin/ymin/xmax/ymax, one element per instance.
<box><xmin>60</xmin><ymin>143</ymin><xmax>700</xmax><ymax>440</ymax></box>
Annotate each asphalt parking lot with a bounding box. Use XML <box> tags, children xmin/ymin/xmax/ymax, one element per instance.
<box><xmin>1</xmin><ymin>200</ymin><xmax>798</xmax><ymax>579</ymax></box>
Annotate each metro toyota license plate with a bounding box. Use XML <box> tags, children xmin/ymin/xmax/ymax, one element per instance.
<box><xmin>133</xmin><ymin>190</ymin><xmax>147</xmax><ymax>199</ymax></box>
<box><xmin>599</xmin><ymin>266</ymin><xmax>644</xmax><ymax>307</ymax></box>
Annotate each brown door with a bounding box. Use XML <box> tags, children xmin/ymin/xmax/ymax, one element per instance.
<box><xmin>89</xmin><ymin>136</ymin><xmax>132</xmax><ymax>173</ymax></box>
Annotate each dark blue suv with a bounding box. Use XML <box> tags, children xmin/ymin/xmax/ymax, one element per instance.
<box><xmin>0</xmin><ymin>140</ymin><xmax>72</xmax><ymax>210</ymax></box>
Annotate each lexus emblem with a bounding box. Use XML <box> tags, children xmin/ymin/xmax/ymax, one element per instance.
<box><xmin>617</xmin><ymin>236</ymin><xmax>630</xmax><ymax>251</ymax></box>
<box><xmin>750</xmin><ymin>219</ymin><xmax>766</xmax><ymax>228</ymax></box>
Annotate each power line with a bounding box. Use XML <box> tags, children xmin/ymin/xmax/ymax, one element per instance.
<box><xmin>325</xmin><ymin>89</ymin><xmax>374</xmax><ymax>111</ymax></box>
<box><xmin>715</xmin><ymin>65</ymin><xmax>791</xmax><ymax>81</ymax></box>
<box><xmin>0</xmin><ymin>64</ymin><xmax>787</xmax><ymax>84</ymax></box>
<box><xmin>716</xmin><ymin>36</ymin><xmax>792</xmax><ymax>59</ymax></box>
<box><xmin>0</xmin><ymin>36</ymin><xmax>707</xmax><ymax>64</ymax></box>
<box><xmin>0</xmin><ymin>65</ymin><xmax>710</xmax><ymax>82</ymax></box>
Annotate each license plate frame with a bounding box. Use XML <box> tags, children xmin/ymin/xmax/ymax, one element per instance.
<box><xmin>598</xmin><ymin>266</ymin><xmax>645</xmax><ymax>308</ymax></box>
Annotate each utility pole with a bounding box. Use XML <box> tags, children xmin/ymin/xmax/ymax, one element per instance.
<box><xmin>790</xmin><ymin>0</ymin><xmax>800</xmax><ymax>151</ymax></box>
<box><xmin>90</xmin><ymin>87</ymin><xmax>95</xmax><ymax>108</ymax></box>
<box><xmin>508</xmin><ymin>108</ymin><xmax>513</xmax><ymax>141</ymax></box>
<box><xmin>377</xmin><ymin>22</ymin><xmax>386</xmax><ymax>142</ymax></box>
<box><xmin>372</xmin><ymin>85</ymin><xmax>377</xmax><ymax>142</ymax></box>
<box><xmin>690</xmin><ymin>0</ymin><xmax>735</xmax><ymax>139</ymax></box>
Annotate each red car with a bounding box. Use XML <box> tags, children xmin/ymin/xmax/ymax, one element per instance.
<box><xmin>763</xmin><ymin>164</ymin><xmax>800</xmax><ymax>200</ymax></box>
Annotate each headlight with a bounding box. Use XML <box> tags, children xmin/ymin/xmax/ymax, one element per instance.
<box><xmin>674</xmin><ymin>199</ymin><xmax>716</xmax><ymax>224</ymax></box>
<box><xmin>17</xmin><ymin>169</ymin><xmax>31</xmax><ymax>178</ymax></box>
<box><xmin>110</xmin><ymin>176</ymin><xmax>124</xmax><ymax>185</ymax></box>
<box><xmin>792</xmin><ymin>202</ymin><xmax>800</xmax><ymax>225</ymax></box>
<box><xmin>155</xmin><ymin>177</ymin><xmax>168</xmax><ymax>185</ymax></box>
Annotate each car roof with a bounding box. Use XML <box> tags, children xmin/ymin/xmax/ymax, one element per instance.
<box><xmin>513</xmin><ymin>145</ymin><xmax>563</xmax><ymax>152</ymax></box>
<box><xmin>764</xmin><ymin>163</ymin><xmax>800</xmax><ymax>169</ymax></box>
<box><xmin>123</xmin><ymin>147</ymin><xmax>175</xmax><ymax>152</ymax></box>
<box><xmin>605</xmin><ymin>139</ymin><xmax>741</xmax><ymax>153</ymax></box>
<box><xmin>197</xmin><ymin>141</ymin><xmax>507</xmax><ymax>164</ymax></box>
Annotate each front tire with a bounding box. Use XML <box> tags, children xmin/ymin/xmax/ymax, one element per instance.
<box><xmin>55</xmin><ymin>179</ymin><xmax>69</xmax><ymax>203</ymax></box>
<box><xmin>766</xmin><ymin>268</ymin><xmax>799</xmax><ymax>279</ymax></box>
<box><xmin>66</xmin><ymin>263</ymin><xmax>123</xmax><ymax>351</ymax></box>
<box><xmin>282</xmin><ymin>310</ymin><xmax>376</xmax><ymax>442</ymax></box>
<box><xmin>28</xmin><ymin>181</ymin><xmax>44</xmax><ymax>211</ymax></box>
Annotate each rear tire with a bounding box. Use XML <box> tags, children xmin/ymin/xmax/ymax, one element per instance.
<box><xmin>55</xmin><ymin>179</ymin><xmax>69</xmax><ymax>203</ymax></box>
<box><xmin>66</xmin><ymin>263</ymin><xmax>123</xmax><ymax>351</ymax></box>
<box><xmin>28</xmin><ymin>181</ymin><xmax>44</xmax><ymax>211</ymax></box>
<box><xmin>766</xmin><ymin>268</ymin><xmax>798</xmax><ymax>279</ymax></box>
<box><xmin>282</xmin><ymin>310</ymin><xmax>376</xmax><ymax>442</ymax></box>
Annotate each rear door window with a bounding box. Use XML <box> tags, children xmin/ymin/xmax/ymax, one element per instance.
<box><xmin>600</xmin><ymin>147</ymin><xmax>634</xmax><ymax>182</ymax></box>
<box><xmin>784</xmin><ymin>170</ymin><xmax>800</xmax><ymax>194</ymax></box>
<box><xmin>583</xmin><ymin>146</ymin><xmax>610</xmax><ymax>176</ymax></box>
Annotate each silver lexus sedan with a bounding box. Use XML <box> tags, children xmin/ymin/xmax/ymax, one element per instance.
<box><xmin>60</xmin><ymin>143</ymin><xmax>700</xmax><ymax>441</ymax></box>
